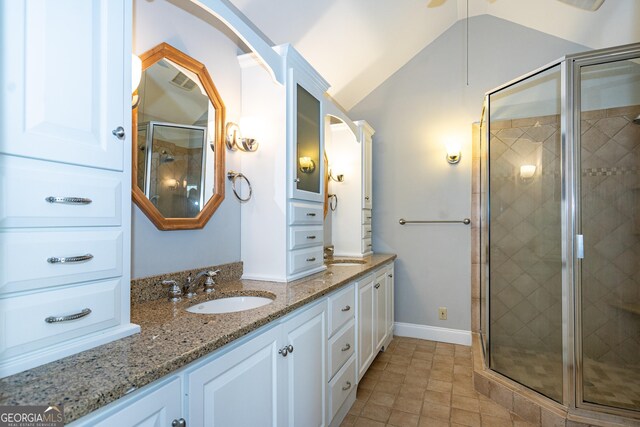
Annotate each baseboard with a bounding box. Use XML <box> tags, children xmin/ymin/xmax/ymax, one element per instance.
<box><xmin>394</xmin><ymin>322</ymin><xmax>472</xmax><ymax>346</ymax></box>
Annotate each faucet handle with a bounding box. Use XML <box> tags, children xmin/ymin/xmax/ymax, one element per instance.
<box><xmin>183</xmin><ymin>275</ymin><xmax>198</xmax><ymax>299</ymax></box>
<box><xmin>204</xmin><ymin>270</ymin><xmax>221</xmax><ymax>293</ymax></box>
<box><xmin>161</xmin><ymin>280</ymin><xmax>182</xmax><ymax>302</ymax></box>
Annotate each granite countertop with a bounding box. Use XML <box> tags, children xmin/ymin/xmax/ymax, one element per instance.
<box><xmin>0</xmin><ymin>254</ymin><xmax>396</xmax><ymax>423</ymax></box>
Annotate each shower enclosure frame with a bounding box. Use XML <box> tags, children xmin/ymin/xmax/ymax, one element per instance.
<box><xmin>481</xmin><ymin>42</ymin><xmax>640</xmax><ymax>421</ymax></box>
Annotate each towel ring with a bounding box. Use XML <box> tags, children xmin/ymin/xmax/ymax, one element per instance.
<box><xmin>328</xmin><ymin>194</ymin><xmax>338</xmax><ymax>211</ymax></box>
<box><xmin>227</xmin><ymin>171</ymin><xmax>252</xmax><ymax>202</ymax></box>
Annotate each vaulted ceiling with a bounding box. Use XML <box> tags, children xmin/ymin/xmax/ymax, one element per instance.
<box><xmin>228</xmin><ymin>0</ymin><xmax>640</xmax><ymax>110</ymax></box>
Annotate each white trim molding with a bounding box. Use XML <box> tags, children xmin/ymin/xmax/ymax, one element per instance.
<box><xmin>394</xmin><ymin>322</ymin><xmax>472</xmax><ymax>346</ymax></box>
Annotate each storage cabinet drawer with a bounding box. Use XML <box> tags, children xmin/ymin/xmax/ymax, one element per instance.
<box><xmin>362</xmin><ymin>238</ymin><xmax>372</xmax><ymax>253</ymax></box>
<box><xmin>288</xmin><ymin>246</ymin><xmax>324</xmax><ymax>275</ymax></box>
<box><xmin>328</xmin><ymin>284</ymin><xmax>355</xmax><ymax>336</ymax></box>
<box><xmin>0</xmin><ymin>230</ymin><xmax>123</xmax><ymax>295</ymax></box>
<box><xmin>0</xmin><ymin>279</ymin><xmax>121</xmax><ymax>359</ymax></box>
<box><xmin>0</xmin><ymin>157</ymin><xmax>122</xmax><ymax>228</ymax></box>
<box><xmin>362</xmin><ymin>210</ymin><xmax>372</xmax><ymax>225</ymax></box>
<box><xmin>362</xmin><ymin>224</ymin><xmax>372</xmax><ymax>240</ymax></box>
<box><xmin>289</xmin><ymin>225</ymin><xmax>323</xmax><ymax>250</ymax></box>
<box><xmin>328</xmin><ymin>355</ymin><xmax>356</xmax><ymax>421</ymax></box>
<box><xmin>289</xmin><ymin>202</ymin><xmax>323</xmax><ymax>225</ymax></box>
<box><xmin>328</xmin><ymin>320</ymin><xmax>355</xmax><ymax>380</ymax></box>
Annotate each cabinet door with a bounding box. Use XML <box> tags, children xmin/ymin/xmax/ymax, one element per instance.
<box><xmin>386</xmin><ymin>264</ymin><xmax>395</xmax><ymax>337</ymax></box>
<box><xmin>291</xmin><ymin>76</ymin><xmax>324</xmax><ymax>203</ymax></box>
<box><xmin>357</xmin><ymin>276</ymin><xmax>374</xmax><ymax>380</ymax></box>
<box><xmin>374</xmin><ymin>271</ymin><xmax>387</xmax><ymax>351</ymax></box>
<box><xmin>281</xmin><ymin>301</ymin><xmax>326</xmax><ymax>427</ymax></box>
<box><xmin>188</xmin><ymin>326</ymin><xmax>281</xmax><ymax>427</ymax></box>
<box><xmin>362</xmin><ymin>133</ymin><xmax>373</xmax><ymax>209</ymax></box>
<box><xmin>76</xmin><ymin>377</ymin><xmax>182</xmax><ymax>427</ymax></box>
<box><xmin>0</xmin><ymin>0</ymin><xmax>127</xmax><ymax>171</ymax></box>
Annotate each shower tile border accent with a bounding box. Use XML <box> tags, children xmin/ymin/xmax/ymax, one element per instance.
<box><xmin>130</xmin><ymin>261</ymin><xmax>244</xmax><ymax>304</ymax></box>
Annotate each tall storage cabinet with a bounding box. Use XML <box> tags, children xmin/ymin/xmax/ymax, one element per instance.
<box><xmin>0</xmin><ymin>0</ymin><xmax>139</xmax><ymax>377</ymax></box>
<box><xmin>239</xmin><ymin>45</ymin><xmax>329</xmax><ymax>282</ymax></box>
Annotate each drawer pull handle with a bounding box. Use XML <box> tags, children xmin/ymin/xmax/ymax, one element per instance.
<box><xmin>341</xmin><ymin>343</ymin><xmax>351</xmax><ymax>352</ymax></box>
<box><xmin>365</xmin><ymin>196</ymin><xmax>370</xmax><ymax>200</ymax></box>
<box><xmin>45</xmin><ymin>308</ymin><xmax>91</xmax><ymax>323</ymax></box>
<box><xmin>341</xmin><ymin>305</ymin><xmax>351</xmax><ymax>312</ymax></box>
<box><xmin>374</xmin><ymin>282</ymin><xmax>381</xmax><ymax>289</ymax></box>
<box><xmin>306</xmin><ymin>212</ymin><xmax>316</xmax><ymax>217</ymax></box>
<box><xmin>47</xmin><ymin>254</ymin><xmax>94</xmax><ymax>264</ymax></box>
<box><xmin>367</xmin><ymin>244</ymin><xmax>373</xmax><ymax>248</ymax></box>
<box><xmin>45</xmin><ymin>196</ymin><xmax>92</xmax><ymax>205</ymax></box>
<box><xmin>388</xmin><ymin>273</ymin><xmax>393</xmax><ymax>278</ymax></box>
<box><xmin>306</xmin><ymin>257</ymin><xmax>316</xmax><ymax>262</ymax></box>
<box><xmin>306</xmin><ymin>235</ymin><xmax>317</xmax><ymax>239</ymax></box>
<box><xmin>342</xmin><ymin>381</ymin><xmax>352</xmax><ymax>391</ymax></box>
<box><xmin>367</xmin><ymin>216</ymin><xmax>372</xmax><ymax>220</ymax></box>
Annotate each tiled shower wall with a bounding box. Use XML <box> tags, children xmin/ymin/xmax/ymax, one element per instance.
<box><xmin>580</xmin><ymin>105</ymin><xmax>640</xmax><ymax>370</ymax></box>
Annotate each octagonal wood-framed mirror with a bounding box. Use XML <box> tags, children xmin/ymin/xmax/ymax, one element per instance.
<box><xmin>132</xmin><ymin>43</ymin><xmax>225</xmax><ymax>230</ymax></box>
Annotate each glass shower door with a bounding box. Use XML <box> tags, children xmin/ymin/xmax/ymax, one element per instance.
<box><xmin>578</xmin><ymin>57</ymin><xmax>640</xmax><ymax>412</ymax></box>
<box><xmin>488</xmin><ymin>64</ymin><xmax>564</xmax><ymax>402</ymax></box>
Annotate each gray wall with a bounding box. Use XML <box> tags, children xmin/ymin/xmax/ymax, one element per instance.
<box><xmin>131</xmin><ymin>0</ymin><xmax>243</xmax><ymax>278</ymax></box>
<box><xmin>349</xmin><ymin>15</ymin><xmax>587</xmax><ymax>331</ymax></box>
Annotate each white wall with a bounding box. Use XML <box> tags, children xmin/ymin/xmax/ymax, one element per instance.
<box><xmin>349</xmin><ymin>15</ymin><xmax>588</xmax><ymax>332</ymax></box>
<box><xmin>132</xmin><ymin>0</ymin><xmax>243</xmax><ymax>278</ymax></box>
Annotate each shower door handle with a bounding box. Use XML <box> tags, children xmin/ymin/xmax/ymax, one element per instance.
<box><xmin>576</xmin><ymin>234</ymin><xmax>584</xmax><ymax>259</ymax></box>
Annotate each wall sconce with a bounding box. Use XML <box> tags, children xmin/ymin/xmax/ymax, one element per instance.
<box><xmin>131</xmin><ymin>54</ymin><xmax>142</xmax><ymax>109</ymax></box>
<box><xmin>225</xmin><ymin>122</ymin><xmax>258</xmax><ymax>152</ymax></box>
<box><xmin>520</xmin><ymin>164</ymin><xmax>536</xmax><ymax>181</ymax></box>
<box><xmin>299</xmin><ymin>156</ymin><xmax>316</xmax><ymax>173</ymax></box>
<box><xmin>328</xmin><ymin>168</ymin><xmax>344</xmax><ymax>182</ymax></box>
<box><xmin>446</xmin><ymin>146</ymin><xmax>461</xmax><ymax>164</ymax></box>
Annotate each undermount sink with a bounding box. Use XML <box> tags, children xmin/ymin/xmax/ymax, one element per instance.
<box><xmin>326</xmin><ymin>259</ymin><xmax>367</xmax><ymax>267</ymax></box>
<box><xmin>186</xmin><ymin>296</ymin><xmax>274</xmax><ymax>314</ymax></box>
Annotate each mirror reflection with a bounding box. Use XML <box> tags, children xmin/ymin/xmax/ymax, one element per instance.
<box><xmin>132</xmin><ymin>43</ymin><xmax>224</xmax><ymax>230</ymax></box>
<box><xmin>137</xmin><ymin>58</ymin><xmax>215</xmax><ymax>218</ymax></box>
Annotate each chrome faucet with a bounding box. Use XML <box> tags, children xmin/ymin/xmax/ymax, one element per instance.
<box><xmin>160</xmin><ymin>270</ymin><xmax>220</xmax><ymax>301</ymax></box>
<box><xmin>188</xmin><ymin>269</ymin><xmax>220</xmax><ymax>295</ymax></box>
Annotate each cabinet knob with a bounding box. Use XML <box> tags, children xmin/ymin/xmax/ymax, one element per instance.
<box><xmin>172</xmin><ymin>418</ymin><xmax>186</xmax><ymax>427</ymax></box>
<box><xmin>294</xmin><ymin>178</ymin><xmax>301</xmax><ymax>183</ymax></box>
<box><xmin>341</xmin><ymin>305</ymin><xmax>351</xmax><ymax>312</ymax></box>
<box><xmin>287</xmin><ymin>344</ymin><xmax>294</xmax><ymax>353</ymax></box>
<box><xmin>112</xmin><ymin>126</ymin><xmax>126</xmax><ymax>139</ymax></box>
<box><xmin>279</xmin><ymin>346</ymin><xmax>288</xmax><ymax>357</ymax></box>
<box><xmin>365</xmin><ymin>196</ymin><xmax>370</xmax><ymax>200</ymax></box>
<box><xmin>388</xmin><ymin>274</ymin><xmax>393</xmax><ymax>278</ymax></box>
<box><xmin>374</xmin><ymin>282</ymin><xmax>381</xmax><ymax>289</ymax></box>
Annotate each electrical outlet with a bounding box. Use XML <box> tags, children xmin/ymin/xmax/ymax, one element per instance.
<box><xmin>438</xmin><ymin>307</ymin><xmax>447</xmax><ymax>320</ymax></box>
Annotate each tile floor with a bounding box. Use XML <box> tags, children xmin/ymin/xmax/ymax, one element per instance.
<box><xmin>342</xmin><ymin>336</ymin><xmax>536</xmax><ymax>427</ymax></box>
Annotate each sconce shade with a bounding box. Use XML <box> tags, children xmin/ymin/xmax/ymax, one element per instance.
<box><xmin>299</xmin><ymin>156</ymin><xmax>316</xmax><ymax>173</ymax></box>
<box><xmin>446</xmin><ymin>150</ymin><xmax>461</xmax><ymax>164</ymax></box>
<box><xmin>131</xmin><ymin>54</ymin><xmax>142</xmax><ymax>93</ymax></box>
<box><xmin>520</xmin><ymin>164</ymin><xmax>536</xmax><ymax>179</ymax></box>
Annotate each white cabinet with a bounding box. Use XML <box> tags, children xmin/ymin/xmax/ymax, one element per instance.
<box><xmin>187</xmin><ymin>300</ymin><xmax>327</xmax><ymax>427</ymax></box>
<box><xmin>0</xmin><ymin>0</ymin><xmax>138</xmax><ymax>377</ymax></box>
<box><xmin>357</xmin><ymin>262</ymin><xmax>394</xmax><ymax>381</ymax></box>
<box><xmin>239</xmin><ymin>45</ymin><xmax>329</xmax><ymax>281</ymax></box>
<box><xmin>70</xmin><ymin>376</ymin><xmax>183</xmax><ymax>427</ymax></box>
<box><xmin>325</xmin><ymin>119</ymin><xmax>375</xmax><ymax>258</ymax></box>
<box><xmin>0</xmin><ymin>0</ymin><xmax>127</xmax><ymax>171</ymax></box>
<box><xmin>357</xmin><ymin>275</ymin><xmax>375</xmax><ymax>380</ymax></box>
<box><xmin>188</xmin><ymin>325</ymin><xmax>281</xmax><ymax>427</ymax></box>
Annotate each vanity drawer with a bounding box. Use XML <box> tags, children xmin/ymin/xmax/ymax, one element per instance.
<box><xmin>0</xmin><ymin>156</ymin><xmax>122</xmax><ymax>228</ymax></box>
<box><xmin>0</xmin><ymin>229</ymin><xmax>123</xmax><ymax>295</ymax></box>
<box><xmin>289</xmin><ymin>202</ymin><xmax>323</xmax><ymax>225</ymax></box>
<box><xmin>288</xmin><ymin>246</ymin><xmax>324</xmax><ymax>276</ymax></box>
<box><xmin>362</xmin><ymin>237</ymin><xmax>373</xmax><ymax>254</ymax></box>
<box><xmin>328</xmin><ymin>355</ymin><xmax>356</xmax><ymax>421</ymax></box>
<box><xmin>328</xmin><ymin>284</ymin><xmax>355</xmax><ymax>336</ymax></box>
<box><xmin>362</xmin><ymin>224</ymin><xmax>372</xmax><ymax>240</ymax></box>
<box><xmin>0</xmin><ymin>279</ymin><xmax>121</xmax><ymax>359</ymax></box>
<box><xmin>361</xmin><ymin>209</ymin><xmax>372</xmax><ymax>225</ymax></box>
<box><xmin>328</xmin><ymin>320</ymin><xmax>355</xmax><ymax>380</ymax></box>
<box><xmin>289</xmin><ymin>225</ymin><xmax>323</xmax><ymax>250</ymax></box>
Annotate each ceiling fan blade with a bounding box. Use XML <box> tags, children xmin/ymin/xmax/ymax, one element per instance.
<box><xmin>427</xmin><ymin>0</ymin><xmax>448</xmax><ymax>8</ymax></box>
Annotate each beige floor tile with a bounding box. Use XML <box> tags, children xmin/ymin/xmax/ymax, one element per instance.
<box><xmin>423</xmin><ymin>390</ymin><xmax>451</xmax><ymax>406</ymax></box>
<box><xmin>430</xmin><ymin>369</ymin><xmax>454</xmax><ymax>382</ymax></box>
<box><xmin>421</xmin><ymin>402</ymin><xmax>451</xmax><ymax>421</ymax></box>
<box><xmin>393</xmin><ymin>397</ymin><xmax>423</xmax><ymax>415</ymax></box>
<box><xmin>479</xmin><ymin>399</ymin><xmax>511</xmax><ymax>420</ymax></box>
<box><xmin>481</xmin><ymin>414</ymin><xmax>513</xmax><ymax>427</ymax></box>
<box><xmin>398</xmin><ymin>384</ymin><xmax>427</xmax><ymax>400</ymax></box>
<box><xmin>417</xmin><ymin>416</ymin><xmax>450</xmax><ymax>427</ymax></box>
<box><xmin>361</xmin><ymin>402</ymin><xmax>392</xmax><ymax>423</ymax></box>
<box><xmin>340</xmin><ymin>413</ymin><xmax>358</xmax><ymax>426</ymax></box>
<box><xmin>349</xmin><ymin>399</ymin><xmax>365</xmax><ymax>416</ymax></box>
<box><xmin>374</xmin><ymin>380</ymin><xmax>403</xmax><ymax>395</ymax></box>
<box><xmin>451</xmin><ymin>408</ymin><xmax>481</xmax><ymax>427</ymax></box>
<box><xmin>452</xmin><ymin>395</ymin><xmax>480</xmax><ymax>413</ymax></box>
<box><xmin>427</xmin><ymin>379</ymin><xmax>453</xmax><ymax>393</ymax></box>
<box><xmin>387</xmin><ymin>410</ymin><xmax>420</xmax><ymax>427</ymax></box>
<box><xmin>381</xmin><ymin>371</ymin><xmax>406</xmax><ymax>384</ymax></box>
<box><xmin>354</xmin><ymin>417</ymin><xmax>387</xmax><ymax>427</ymax></box>
<box><xmin>360</xmin><ymin>376</ymin><xmax>378</xmax><ymax>390</ymax></box>
<box><xmin>369</xmin><ymin>391</ymin><xmax>397</xmax><ymax>408</ymax></box>
<box><xmin>386</xmin><ymin>363</ymin><xmax>410</xmax><ymax>375</ymax></box>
